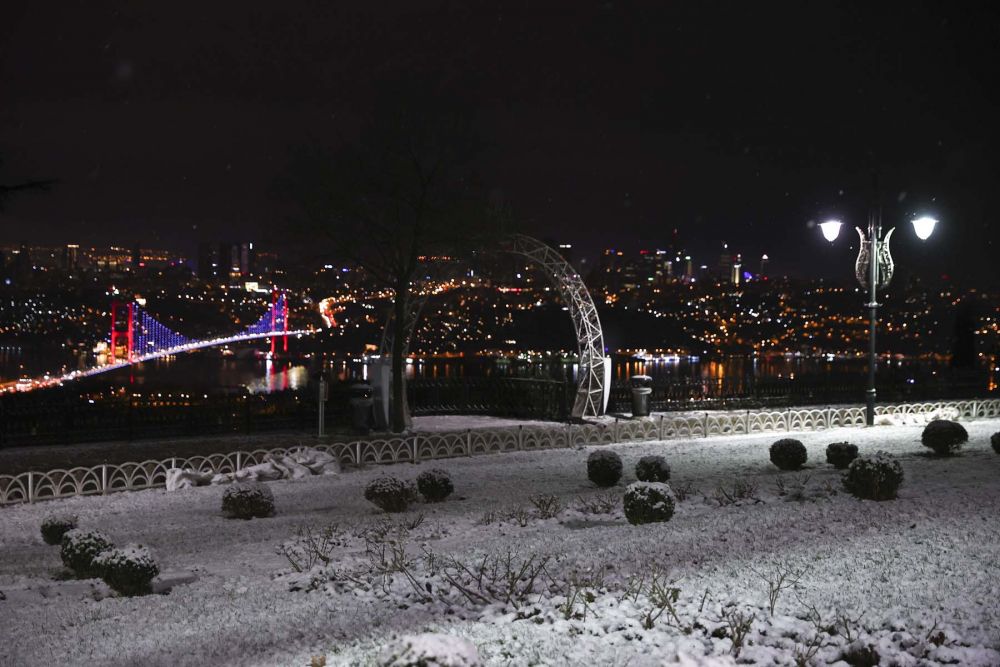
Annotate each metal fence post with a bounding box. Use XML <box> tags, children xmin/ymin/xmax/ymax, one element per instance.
<box><xmin>355</xmin><ymin>441</ymin><xmax>362</xmax><ymax>467</ymax></box>
<box><xmin>786</xmin><ymin>407</ymin><xmax>791</xmax><ymax>431</ymax></box>
<box><xmin>614</xmin><ymin>418</ymin><xmax>619</xmax><ymax>443</ymax></box>
<box><xmin>466</xmin><ymin>429</ymin><xmax>472</xmax><ymax>457</ymax></box>
<box><xmin>745</xmin><ymin>410</ymin><xmax>751</xmax><ymax>434</ymax></box>
<box><xmin>101</xmin><ymin>464</ymin><xmax>108</xmax><ymax>494</ymax></box>
<box><xmin>27</xmin><ymin>472</ymin><xmax>34</xmax><ymax>503</ymax></box>
<box><xmin>235</xmin><ymin>452</ymin><xmax>242</xmax><ymax>471</ymax></box>
<box><xmin>413</xmin><ymin>435</ymin><xmax>420</xmax><ymax>463</ymax></box>
<box><xmin>703</xmin><ymin>412</ymin><xmax>709</xmax><ymax>437</ymax></box>
<box><xmin>517</xmin><ymin>425</ymin><xmax>523</xmax><ymax>451</ymax></box>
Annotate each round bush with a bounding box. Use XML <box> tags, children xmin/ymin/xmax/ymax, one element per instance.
<box><xmin>635</xmin><ymin>455</ymin><xmax>671</xmax><ymax>483</ymax></box>
<box><xmin>843</xmin><ymin>452</ymin><xmax>904</xmax><ymax>501</ymax></box>
<box><xmin>587</xmin><ymin>450</ymin><xmax>623</xmax><ymax>487</ymax></box>
<box><xmin>416</xmin><ymin>468</ymin><xmax>454</xmax><ymax>503</ymax></box>
<box><xmin>770</xmin><ymin>438</ymin><xmax>807</xmax><ymax>471</ymax></box>
<box><xmin>60</xmin><ymin>529</ymin><xmax>115</xmax><ymax>578</ymax></box>
<box><xmin>623</xmin><ymin>482</ymin><xmax>676</xmax><ymax>525</ymax></box>
<box><xmin>222</xmin><ymin>482</ymin><xmax>276</xmax><ymax>520</ymax></box>
<box><xmin>365</xmin><ymin>476</ymin><xmax>419</xmax><ymax>513</ymax></box>
<box><xmin>376</xmin><ymin>633</ymin><xmax>482</xmax><ymax>667</ymax></box>
<box><xmin>94</xmin><ymin>544</ymin><xmax>160</xmax><ymax>597</ymax></box>
<box><xmin>41</xmin><ymin>514</ymin><xmax>78</xmax><ymax>546</ymax></box>
<box><xmin>921</xmin><ymin>419</ymin><xmax>968</xmax><ymax>456</ymax></box>
<box><xmin>992</xmin><ymin>431</ymin><xmax>1000</xmax><ymax>455</ymax></box>
<box><xmin>826</xmin><ymin>442</ymin><xmax>859</xmax><ymax>470</ymax></box>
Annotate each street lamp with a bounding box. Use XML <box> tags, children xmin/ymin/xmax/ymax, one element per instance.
<box><xmin>821</xmin><ymin>211</ymin><xmax>937</xmax><ymax>425</ymax></box>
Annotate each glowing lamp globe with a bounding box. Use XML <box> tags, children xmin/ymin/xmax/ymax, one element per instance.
<box><xmin>911</xmin><ymin>216</ymin><xmax>937</xmax><ymax>240</ymax></box>
<box><xmin>819</xmin><ymin>221</ymin><xmax>843</xmax><ymax>242</ymax></box>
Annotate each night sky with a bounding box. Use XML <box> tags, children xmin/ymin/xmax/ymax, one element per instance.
<box><xmin>2</xmin><ymin>2</ymin><xmax>998</xmax><ymax>285</ymax></box>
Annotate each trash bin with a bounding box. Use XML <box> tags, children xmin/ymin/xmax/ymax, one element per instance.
<box><xmin>348</xmin><ymin>383</ymin><xmax>374</xmax><ymax>432</ymax></box>
<box><xmin>630</xmin><ymin>375</ymin><xmax>653</xmax><ymax>417</ymax></box>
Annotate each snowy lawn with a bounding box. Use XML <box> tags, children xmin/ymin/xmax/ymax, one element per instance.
<box><xmin>1</xmin><ymin>420</ymin><xmax>999</xmax><ymax>666</ymax></box>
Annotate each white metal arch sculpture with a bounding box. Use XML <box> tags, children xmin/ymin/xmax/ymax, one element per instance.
<box><xmin>376</xmin><ymin>234</ymin><xmax>610</xmax><ymax>420</ymax></box>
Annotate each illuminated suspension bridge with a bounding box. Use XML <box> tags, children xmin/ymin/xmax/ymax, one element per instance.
<box><xmin>4</xmin><ymin>289</ymin><xmax>314</xmax><ymax>393</ymax></box>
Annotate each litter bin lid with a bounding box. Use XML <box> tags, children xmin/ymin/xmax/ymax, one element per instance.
<box><xmin>631</xmin><ymin>375</ymin><xmax>652</xmax><ymax>381</ymax></box>
<box><xmin>631</xmin><ymin>387</ymin><xmax>653</xmax><ymax>395</ymax></box>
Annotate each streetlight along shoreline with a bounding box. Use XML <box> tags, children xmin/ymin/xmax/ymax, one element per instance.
<box><xmin>820</xmin><ymin>212</ymin><xmax>938</xmax><ymax>426</ymax></box>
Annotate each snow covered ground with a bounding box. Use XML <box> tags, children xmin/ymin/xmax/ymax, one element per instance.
<box><xmin>1</xmin><ymin>419</ymin><xmax>999</xmax><ymax>666</ymax></box>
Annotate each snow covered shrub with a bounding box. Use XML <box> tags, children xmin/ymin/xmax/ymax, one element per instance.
<box><xmin>992</xmin><ymin>431</ymin><xmax>1000</xmax><ymax>455</ymax></box>
<box><xmin>416</xmin><ymin>468</ymin><xmax>454</xmax><ymax>503</ymax></box>
<box><xmin>826</xmin><ymin>442</ymin><xmax>859</xmax><ymax>469</ymax></box>
<box><xmin>60</xmin><ymin>529</ymin><xmax>115</xmax><ymax>578</ymax></box>
<box><xmin>623</xmin><ymin>482</ymin><xmax>675</xmax><ymax>525</ymax></box>
<box><xmin>770</xmin><ymin>438</ymin><xmax>807</xmax><ymax>470</ymax></box>
<box><xmin>222</xmin><ymin>482</ymin><xmax>276</xmax><ymax>519</ymax></box>
<box><xmin>921</xmin><ymin>419</ymin><xmax>968</xmax><ymax>456</ymax></box>
<box><xmin>41</xmin><ymin>514</ymin><xmax>78</xmax><ymax>546</ymax></box>
<box><xmin>635</xmin><ymin>455</ymin><xmax>671</xmax><ymax>483</ymax></box>
<box><xmin>587</xmin><ymin>449</ymin><xmax>623</xmax><ymax>487</ymax></box>
<box><xmin>843</xmin><ymin>452</ymin><xmax>904</xmax><ymax>501</ymax></box>
<box><xmin>376</xmin><ymin>633</ymin><xmax>482</xmax><ymax>667</ymax></box>
<box><xmin>94</xmin><ymin>544</ymin><xmax>160</xmax><ymax>597</ymax></box>
<box><xmin>365</xmin><ymin>476</ymin><xmax>419</xmax><ymax>513</ymax></box>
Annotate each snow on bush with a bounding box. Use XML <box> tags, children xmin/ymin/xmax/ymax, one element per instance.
<box><xmin>93</xmin><ymin>544</ymin><xmax>160</xmax><ymax>597</ymax></box>
<box><xmin>825</xmin><ymin>442</ymin><xmax>859</xmax><ymax>469</ymax></box>
<box><xmin>635</xmin><ymin>455</ymin><xmax>671</xmax><ymax>483</ymax></box>
<box><xmin>623</xmin><ymin>481</ymin><xmax>676</xmax><ymax>525</ymax></box>
<box><xmin>40</xmin><ymin>513</ymin><xmax>78</xmax><ymax>546</ymax></box>
<box><xmin>221</xmin><ymin>482</ymin><xmax>276</xmax><ymax>520</ymax></box>
<box><xmin>365</xmin><ymin>476</ymin><xmax>419</xmax><ymax>513</ymax></box>
<box><xmin>769</xmin><ymin>438</ymin><xmax>807</xmax><ymax>470</ymax></box>
<box><xmin>376</xmin><ymin>633</ymin><xmax>482</xmax><ymax>667</ymax></box>
<box><xmin>60</xmin><ymin>528</ymin><xmax>115</xmax><ymax>578</ymax></box>
<box><xmin>587</xmin><ymin>449</ymin><xmax>623</xmax><ymax>487</ymax></box>
<box><xmin>417</xmin><ymin>468</ymin><xmax>454</xmax><ymax>503</ymax></box>
<box><xmin>843</xmin><ymin>452</ymin><xmax>904</xmax><ymax>501</ymax></box>
<box><xmin>992</xmin><ymin>431</ymin><xmax>1000</xmax><ymax>455</ymax></box>
<box><xmin>921</xmin><ymin>419</ymin><xmax>968</xmax><ymax>456</ymax></box>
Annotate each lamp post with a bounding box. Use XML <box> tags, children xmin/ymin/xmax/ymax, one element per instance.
<box><xmin>820</xmin><ymin>213</ymin><xmax>938</xmax><ymax>426</ymax></box>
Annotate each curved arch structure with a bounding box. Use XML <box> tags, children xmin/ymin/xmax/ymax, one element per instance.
<box><xmin>376</xmin><ymin>234</ymin><xmax>610</xmax><ymax>420</ymax></box>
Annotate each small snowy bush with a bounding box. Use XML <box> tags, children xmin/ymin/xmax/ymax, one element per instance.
<box><xmin>921</xmin><ymin>419</ymin><xmax>968</xmax><ymax>456</ymax></box>
<box><xmin>826</xmin><ymin>442</ymin><xmax>859</xmax><ymax>469</ymax></box>
<box><xmin>770</xmin><ymin>438</ymin><xmax>807</xmax><ymax>470</ymax></box>
<box><xmin>416</xmin><ymin>468</ymin><xmax>454</xmax><ymax>503</ymax></box>
<box><xmin>587</xmin><ymin>449</ymin><xmax>623</xmax><ymax>487</ymax></box>
<box><xmin>41</xmin><ymin>514</ymin><xmax>78</xmax><ymax>546</ymax></box>
<box><xmin>843</xmin><ymin>452</ymin><xmax>904</xmax><ymax>501</ymax></box>
<box><xmin>60</xmin><ymin>529</ymin><xmax>115</xmax><ymax>578</ymax></box>
<box><xmin>992</xmin><ymin>431</ymin><xmax>1000</xmax><ymax>455</ymax></box>
<box><xmin>635</xmin><ymin>455</ymin><xmax>671</xmax><ymax>483</ymax></box>
<box><xmin>376</xmin><ymin>633</ymin><xmax>482</xmax><ymax>667</ymax></box>
<box><xmin>222</xmin><ymin>482</ymin><xmax>276</xmax><ymax>520</ymax></box>
<box><xmin>94</xmin><ymin>544</ymin><xmax>160</xmax><ymax>597</ymax></box>
<box><xmin>365</xmin><ymin>476</ymin><xmax>419</xmax><ymax>513</ymax></box>
<box><xmin>623</xmin><ymin>482</ymin><xmax>675</xmax><ymax>525</ymax></box>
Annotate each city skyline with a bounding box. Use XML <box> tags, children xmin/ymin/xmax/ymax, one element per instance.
<box><xmin>2</xmin><ymin>2</ymin><xmax>999</xmax><ymax>286</ymax></box>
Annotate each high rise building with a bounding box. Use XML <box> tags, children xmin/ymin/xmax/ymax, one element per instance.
<box><xmin>760</xmin><ymin>254</ymin><xmax>769</xmax><ymax>279</ymax></box>
<box><xmin>63</xmin><ymin>244</ymin><xmax>79</xmax><ymax>271</ymax></box>
<box><xmin>718</xmin><ymin>243</ymin><xmax>732</xmax><ymax>280</ymax></box>
<box><xmin>239</xmin><ymin>242</ymin><xmax>256</xmax><ymax>276</ymax></box>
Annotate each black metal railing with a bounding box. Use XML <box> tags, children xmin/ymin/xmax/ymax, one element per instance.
<box><xmin>607</xmin><ymin>370</ymin><xmax>994</xmax><ymax>413</ymax></box>
<box><xmin>407</xmin><ymin>377</ymin><xmax>571</xmax><ymax>420</ymax></box>
<box><xmin>0</xmin><ymin>390</ymin><xmax>320</xmax><ymax>448</ymax></box>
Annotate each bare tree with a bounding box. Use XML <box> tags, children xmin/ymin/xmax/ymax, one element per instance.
<box><xmin>291</xmin><ymin>104</ymin><xmax>483</xmax><ymax>432</ymax></box>
<box><xmin>0</xmin><ymin>156</ymin><xmax>56</xmax><ymax>213</ymax></box>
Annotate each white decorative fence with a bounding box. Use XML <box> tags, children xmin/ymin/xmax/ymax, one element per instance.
<box><xmin>2</xmin><ymin>399</ymin><xmax>998</xmax><ymax>507</ymax></box>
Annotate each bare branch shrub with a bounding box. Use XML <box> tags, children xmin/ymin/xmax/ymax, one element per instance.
<box><xmin>577</xmin><ymin>490</ymin><xmax>621</xmax><ymax>514</ymax></box>
<box><xmin>529</xmin><ymin>494</ymin><xmax>563</xmax><ymax>519</ymax></box>
<box><xmin>750</xmin><ymin>561</ymin><xmax>808</xmax><ymax>615</ymax></box>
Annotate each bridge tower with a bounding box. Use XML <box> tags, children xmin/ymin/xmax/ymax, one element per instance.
<box><xmin>270</xmin><ymin>287</ymin><xmax>289</xmax><ymax>356</ymax></box>
<box><xmin>109</xmin><ymin>302</ymin><xmax>134</xmax><ymax>364</ymax></box>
